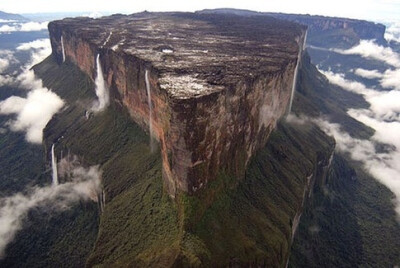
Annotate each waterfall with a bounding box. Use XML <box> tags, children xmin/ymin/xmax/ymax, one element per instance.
<box><xmin>287</xmin><ymin>50</ymin><xmax>301</xmax><ymax>114</ymax></box>
<box><xmin>61</xmin><ymin>35</ymin><xmax>66</xmax><ymax>63</ymax></box>
<box><xmin>51</xmin><ymin>144</ymin><xmax>59</xmax><ymax>186</ymax></box>
<box><xmin>102</xmin><ymin>190</ymin><xmax>106</xmax><ymax>211</ymax></box>
<box><xmin>97</xmin><ymin>189</ymin><xmax>106</xmax><ymax>213</ymax></box>
<box><xmin>287</xmin><ymin>31</ymin><xmax>308</xmax><ymax>114</ymax></box>
<box><xmin>145</xmin><ymin>69</ymin><xmax>154</xmax><ymax>152</ymax></box>
<box><xmin>102</xmin><ymin>32</ymin><xmax>113</xmax><ymax>47</ymax></box>
<box><xmin>302</xmin><ymin>30</ymin><xmax>308</xmax><ymax>51</ymax></box>
<box><xmin>92</xmin><ymin>54</ymin><xmax>110</xmax><ymax>112</ymax></box>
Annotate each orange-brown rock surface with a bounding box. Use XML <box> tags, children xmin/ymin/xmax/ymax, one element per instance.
<box><xmin>48</xmin><ymin>12</ymin><xmax>306</xmax><ymax>196</ymax></box>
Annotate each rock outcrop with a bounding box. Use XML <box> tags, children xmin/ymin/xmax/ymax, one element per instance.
<box><xmin>48</xmin><ymin>12</ymin><xmax>306</xmax><ymax>196</ymax></box>
<box><xmin>200</xmin><ymin>9</ymin><xmax>386</xmax><ymax>48</ymax></box>
<box><xmin>267</xmin><ymin>13</ymin><xmax>386</xmax><ymax>47</ymax></box>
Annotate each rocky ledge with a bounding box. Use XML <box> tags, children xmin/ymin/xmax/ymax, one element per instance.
<box><xmin>48</xmin><ymin>12</ymin><xmax>306</xmax><ymax>196</ymax></box>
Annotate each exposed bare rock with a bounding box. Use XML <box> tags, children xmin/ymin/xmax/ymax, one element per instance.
<box><xmin>48</xmin><ymin>12</ymin><xmax>306</xmax><ymax>196</ymax></box>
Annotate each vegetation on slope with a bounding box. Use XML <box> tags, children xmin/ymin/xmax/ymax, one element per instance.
<box><xmin>288</xmin><ymin>52</ymin><xmax>400</xmax><ymax>267</ymax></box>
<box><xmin>293</xmin><ymin>52</ymin><xmax>374</xmax><ymax>139</ymax></box>
<box><xmin>289</xmin><ymin>154</ymin><xmax>400</xmax><ymax>267</ymax></box>
<box><xmin>32</xmin><ymin>54</ymin><xmax>337</xmax><ymax>267</ymax></box>
<box><xmin>177</xmin><ymin>121</ymin><xmax>334</xmax><ymax>266</ymax></box>
<box><xmin>1</xmin><ymin>203</ymin><xmax>99</xmax><ymax>268</ymax></box>
<box><xmin>28</xmin><ymin>49</ymin><xmax>398</xmax><ymax>267</ymax></box>
<box><xmin>36</xmin><ymin>56</ymin><xmax>181</xmax><ymax>267</ymax></box>
<box><xmin>0</xmin><ymin>86</ymin><xmax>44</xmax><ymax>196</ymax></box>
<box><xmin>0</xmin><ymin>59</ymin><xmax>100</xmax><ymax>267</ymax></box>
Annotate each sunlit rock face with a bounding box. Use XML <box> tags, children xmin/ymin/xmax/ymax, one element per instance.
<box><xmin>48</xmin><ymin>12</ymin><xmax>306</xmax><ymax>196</ymax></box>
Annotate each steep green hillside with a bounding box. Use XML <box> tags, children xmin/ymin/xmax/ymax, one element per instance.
<box><xmin>176</xmin><ymin>121</ymin><xmax>334</xmax><ymax>267</ymax></box>
<box><xmin>292</xmin><ymin>52</ymin><xmax>373</xmax><ymax>139</ymax></box>
<box><xmin>1</xmin><ymin>203</ymin><xmax>99</xmax><ymax>268</ymax></box>
<box><xmin>34</xmin><ymin>56</ymin><xmax>181</xmax><ymax>267</ymax></box>
<box><xmin>32</xmin><ymin>55</ymin><xmax>336</xmax><ymax>266</ymax></box>
<box><xmin>0</xmin><ymin>62</ymin><xmax>99</xmax><ymax>268</ymax></box>
<box><xmin>0</xmin><ymin>86</ymin><xmax>44</xmax><ymax>195</ymax></box>
<box><xmin>5</xmin><ymin>46</ymin><xmax>394</xmax><ymax>268</ymax></box>
<box><xmin>289</xmin><ymin>154</ymin><xmax>400</xmax><ymax>267</ymax></box>
<box><xmin>288</xmin><ymin>52</ymin><xmax>400</xmax><ymax>267</ymax></box>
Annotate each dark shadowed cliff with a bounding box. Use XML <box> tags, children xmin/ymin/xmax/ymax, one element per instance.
<box><xmin>48</xmin><ymin>12</ymin><xmax>306</xmax><ymax>196</ymax></box>
<box><xmin>1</xmin><ymin>9</ymin><xmax>399</xmax><ymax>268</ymax></box>
<box><xmin>199</xmin><ymin>8</ymin><xmax>387</xmax><ymax>48</ymax></box>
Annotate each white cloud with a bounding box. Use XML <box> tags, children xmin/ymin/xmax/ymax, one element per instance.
<box><xmin>315</xmin><ymin>118</ymin><xmax>400</xmax><ymax>218</ymax></box>
<box><xmin>16</xmin><ymin>39</ymin><xmax>52</xmax><ymax>68</ymax></box>
<box><xmin>0</xmin><ymin>96</ymin><xmax>27</xmax><ymax>113</ymax></box>
<box><xmin>0</xmin><ymin>19</ymin><xmax>17</xmax><ymax>23</ymax></box>
<box><xmin>286</xmin><ymin>114</ymin><xmax>309</xmax><ymax>125</ymax></box>
<box><xmin>29</xmin><ymin>46</ymin><xmax>52</xmax><ymax>66</ymax></box>
<box><xmin>19</xmin><ymin>21</ymin><xmax>48</xmax><ymax>32</ymax></box>
<box><xmin>334</xmin><ymin>40</ymin><xmax>400</xmax><ymax>68</ymax></box>
<box><xmin>16</xmin><ymin>68</ymin><xmax>43</xmax><ymax>89</ymax></box>
<box><xmin>16</xmin><ymin>39</ymin><xmax>50</xmax><ymax>51</ymax></box>
<box><xmin>348</xmin><ymin>110</ymin><xmax>400</xmax><ymax>149</ymax></box>
<box><xmin>354</xmin><ymin>68</ymin><xmax>383</xmax><ymax>79</ymax></box>
<box><xmin>321</xmin><ymin>70</ymin><xmax>400</xmax><ymax>121</ymax></box>
<box><xmin>0</xmin><ymin>162</ymin><xmax>102</xmax><ymax>258</ymax></box>
<box><xmin>367</xmin><ymin>91</ymin><xmax>400</xmax><ymax>120</ymax></box>
<box><xmin>0</xmin><ymin>74</ymin><xmax>14</xmax><ymax>87</ymax></box>
<box><xmin>0</xmin><ymin>50</ymin><xmax>18</xmax><ymax>73</ymax></box>
<box><xmin>319</xmin><ymin>70</ymin><xmax>375</xmax><ymax>95</ymax></box>
<box><xmin>353</xmin><ymin>67</ymin><xmax>400</xmax><ymax>92</ymax></box>
<box><xmin>0</xmin><ymin>22</ymin><xmax>48</xmax><ymax>33</ymax></box>
<box><xmin>381</xmin><ymin>68</ymin><xmax>400</xmax><ymax>91</ymax></box>
<box><xmin>320</xmin><ymin>56</ymin><xmax>400</xmax><ymax>217</ymax></box>
<box><xmin>0</xmin><ymin>24</ymin><xmax>18</xmax><ymax>32</ymax></box>
<box><xmin>385</xmin><ymin>21</ymin><xmax>400</xmax><ymax>43</ymax></box>
<box><xmin>83</xmin><ymin>11</ymin><xmax>103</xmax><ymax>18</ymax></box>
<box><xmin>0</xmin><ymin>39</ymin><xmax>51</xmax><ymax>88</ymax></box>
<box><xmin>0</xmin><ymin>58</ymin><xmax>10</xmax><ymax>73</ymax></box>
<box><xmin>0</xmin><ymin>38</ymin><xmax>62</xmax><ymax>144</ymax></box>
<box><xmin>0</xmin><ymin>88</ymin><xmax>64</xmax><ymax>143</ymax></box>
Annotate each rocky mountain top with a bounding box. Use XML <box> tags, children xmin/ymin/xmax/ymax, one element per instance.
<box><xmin>50</xmin><ymin>12</ymin><xmax>304</xmax><ymax>99</ymax></box>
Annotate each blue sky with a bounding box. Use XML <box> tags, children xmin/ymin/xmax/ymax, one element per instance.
<box><xmin>0</xmin><ymin>0</ymin><xmax>399</xmax><ymax>22</ymax></box>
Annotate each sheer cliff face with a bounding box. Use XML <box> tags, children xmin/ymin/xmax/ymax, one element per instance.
<box><xmin>200</xmin><ymin>9</ymin><xmax>386</xmax><ymax>48</ymax></box>
<box><xmin>48</xmin><ymin>13</ymin><xmax>306</xmax><ymax>196</ymax></box>
<box><xmin>266</xmin><ymin>13</ymin><xmax>386</xmax><ymax>47</ymax></box>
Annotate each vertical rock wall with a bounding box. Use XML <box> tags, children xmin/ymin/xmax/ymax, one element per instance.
<box><xmin>48</xmin><ymin>20</ymin><xmax>306</xmax><ymax>196</ymax></box>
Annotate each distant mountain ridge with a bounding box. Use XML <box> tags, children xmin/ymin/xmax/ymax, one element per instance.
<box><xmin>0</xmin><ymin>10</ymin><xmax>27</xmax><ymax>21</ymax></box>
<box><xmin>199</xmin><ymin>8</ymin><xmax>386</xmax><ymax>48</ymax></box>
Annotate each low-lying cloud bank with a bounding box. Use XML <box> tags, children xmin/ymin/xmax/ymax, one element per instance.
<box><xmin>0</xmin><ymin>88</ymin><xmax>64</xmax><ymax>143</ymax></box>
<box><xmin>317</xmin><ymin>39</ymin><xmax>400</xmax><ymax>217</ymax></box>
<box><xmin>320</xmin><ymin>70</ymin><xmax>400</xmax><ymax>121</ymax></box>
<box><xmin>0</xmin><ymin>38</ymin><xmax>63</xmax><ymax>144</ymax></box>
<box><xmin>16</xmin><ymin>38</ymin><xmax>50</xmax><ymax>51</ymax></box>
<box><xmin>0</xmin><ymin>159</ymin><xmax>102</xmax><ymax>258</ymax></box>
<box><xmin>353</xmin><ymin>67</ymin><xmax>400</xmax><ymax>91</ymax></box>
<box><xmin>385</xmin><ymin>21</ymin><xmax>400</xmax><ymax>43</ymax></box>
<box><xmin>0</xmin><ymin>50</ymin><xmax>18</xmax><ymax>73</ymax></box>
<box><xmin>354</xmin><ymin>68</ymin><xmax>383</xmax><ymax>79</ymax></box>
<box><xmin>315</xmin><ymin>118</ymin><xmax>400</xmax><ymax>217</ymax></box>
<box><xmin>333</xmin><ymin>40</ymin><xmax>400</xmax><ymax>68</ymax></box>
<box><xmin>0</xmin><ymin>21</ymin><xmax>48</xmax><ymax>33</ymax></box>
<box><xmin>288</xmin><ymin>113</ymin><xmax>400</xmax><ymax>219</ymax></box>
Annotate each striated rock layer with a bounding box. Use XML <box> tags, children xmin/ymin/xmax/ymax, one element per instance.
<box><xmin>200</xmin><ymin>9</ymin><xmax>386</xmax><ymax>48</ymax></box>
<box><xmin>48</xmin><ymin>12</ymin><xmax>306</xmax><ymax>196</ymax></box>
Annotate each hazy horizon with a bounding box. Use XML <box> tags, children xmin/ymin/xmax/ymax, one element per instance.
<box><xmin>1</xmin><ymin>0</ymin><xmax>400</xmax><ymax>22</ymax></box>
